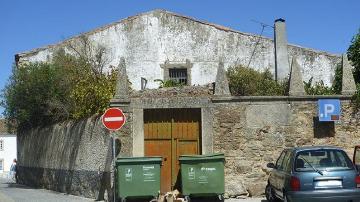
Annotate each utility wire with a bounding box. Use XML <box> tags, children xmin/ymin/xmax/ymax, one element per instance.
<box><xmin>247</xmin><ymin>20</ymin><xmax>273</xmax><ymax>68</ymax></box>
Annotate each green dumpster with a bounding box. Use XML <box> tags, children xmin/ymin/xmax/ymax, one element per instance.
<box><xmin>116</xmin><ymin>156</ymin><xmax>162</xmax><ymax>202</ymax></box>
<box><xmin>179</xmin><ymin>153</ymin><xmax>225</xmax><ymax>201</ymax></box>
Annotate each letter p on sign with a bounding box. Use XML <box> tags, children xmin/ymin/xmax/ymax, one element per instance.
<box><xmin>318</xmin><ymin>99</ymin><xmax>340</xmax><ymax>122</ymax></box>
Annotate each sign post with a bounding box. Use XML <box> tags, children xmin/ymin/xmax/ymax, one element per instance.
<box><xmin>102</xmin><ymin>107</ymin><xmax>126</xmax><ymax>202</ymax></box>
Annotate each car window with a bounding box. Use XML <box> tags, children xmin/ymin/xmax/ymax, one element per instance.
<box><xmin>276</xmin><ymin>151</ymin><xmax>286</xmax><ymax>170</ymax></box>
<box><xmin>283</xmin><ymin>151</ymin><xmax>292</xmax><ymax>172</ymax></box>
<box><xmin>355</xmin><ymin>148</ymin><xmax>360</xmax><ymax>165</ymax></box>
<box><xmin>295</xmin><ymin>149</ymin><xmax>353</xmax><ymax>172</ymax></box>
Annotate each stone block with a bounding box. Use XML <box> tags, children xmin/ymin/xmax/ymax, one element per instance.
<box><xmin>225</xmin><ymin>180</ymin><xmax>248</xmax><ymax>197</ymax></box>
<box><xmin>214</xmin><ymin>61</ymin><xmax>231</xmax><ymax>96</ymax></box>
<box><xmin>289</xmin><ymin>57</ymin><xmax>305</xmax><ymax>96</ymax></box>
<box><xmin>246</xmin><ymin>104</ymin><xmax>291</xmax><ymax>128</ymax></box>
<box><xmin>247</xmin><ymin>182</ymin><xmax>266</xmax><ymax>197</ymax></box>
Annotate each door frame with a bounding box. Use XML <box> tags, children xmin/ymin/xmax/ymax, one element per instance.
<box><xmin>132</xmin><ymin>107</ymin><xmax>213</xmax><ymax>157</ymax></box>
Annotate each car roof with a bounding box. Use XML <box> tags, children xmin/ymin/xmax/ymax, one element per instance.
<box><xmin>290</xmin><ymin>145</ymin><xmax>344</xmax><ymax>152</ymax></box>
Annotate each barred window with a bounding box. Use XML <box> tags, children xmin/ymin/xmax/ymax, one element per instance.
<box><xmin>169</xmin><ymin>68</ymin><xmax>187</xmax><ymax>85</ymax></box>
<box><xmin>0</xmin><ymin>140</ymin><xmax>3</xmax><ymax>151</ymax></box>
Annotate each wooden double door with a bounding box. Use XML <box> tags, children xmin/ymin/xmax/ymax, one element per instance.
<box><xmin>144</xmin><ymin>108</ymin><xmax>201</xmax><ymax>193</ymax></box>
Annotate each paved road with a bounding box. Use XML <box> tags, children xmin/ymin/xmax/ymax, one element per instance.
<box><xmin>0</xmin><ymin>177</ymin><xmax>266</xmax><ymax>202</ymax></box>
<box><xmin>0</xmin><ymin>177</ymin><xmax>93</xmax><ymax>202</ymax></box>
<box><xmin>226</xmin><ymin>198</ymin><xmax>266</xmax><ymax>202</ymax></box>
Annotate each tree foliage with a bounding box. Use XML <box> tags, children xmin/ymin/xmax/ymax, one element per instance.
<box><xmin>1</xmin><ymin>36</ymin><xmax>118</xmax><ymax>129</ymax></box>
<box><xmin>227</xmin><ymin>65</ymin><xmax>288</xmax><ymax>96</ymax></box>
<box><xmin>347</xmin><ymin>29</ymin><xmax>360</xmax><ymax>84</ymax></box>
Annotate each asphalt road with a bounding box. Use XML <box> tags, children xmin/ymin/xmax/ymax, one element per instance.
<box><xmin>0</xmin><ymin>177</ymin><xmax>267</xmax><ymax>202</ymax></box>
<box><xmin>0</xmin><ymin>177</ymin><xmax>93</xmax><ymax>202</ymax></box>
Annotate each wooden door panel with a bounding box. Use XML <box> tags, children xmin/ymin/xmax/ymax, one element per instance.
<box><xmin>174</xmin><ymin>140</ymin><xmax>198</xmax><ymax>182</ymax></box>
<box><xmin>144</xmin><ymin>108</ymin><xmax>201</xmax><ymax>192</ymax></box>
<box><xmin>144</xmin><ymin>140</ymin><xmax>172</xmax><ymax>193</ymax></box>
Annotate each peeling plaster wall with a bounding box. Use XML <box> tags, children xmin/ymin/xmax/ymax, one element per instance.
<box><xmin>16</xmin><ymin>10</ymin><xmax>340</xmax><ymax>90</ymax></box>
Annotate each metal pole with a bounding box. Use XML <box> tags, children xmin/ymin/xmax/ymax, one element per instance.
<box><xmin>112</xmin><ymin>132</ymin><xmax>116</xmax><ymax>202</ymax></box>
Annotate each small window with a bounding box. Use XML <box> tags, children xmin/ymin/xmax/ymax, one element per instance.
<box><xmin>169</xmin><ymin>68</ymin><xmax>188</xmax><ymax>85</ymax></box>
<box><xmin>0</xmin><ymin>140</ymin><xmax>3</xmax><ymax>151</ymax></box>
<box><xmin>0</xmin><ymin>159</ymin><xmax>3</xmax><ymax>170</ymax></box>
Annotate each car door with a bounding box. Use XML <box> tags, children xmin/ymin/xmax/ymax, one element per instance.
<box><xmin>272</xmin><ymin>150</ymin><xmax>286</xmax><ymax>196</ymax></box>
<box><xmin>275</xmin><ymin>150</ymin><xmax>292</xmax><ymax>198</ymax></box>
<box><xmin>354</xmin><ymin>146</ymin><xmax>360</xmax><ymax>171</ymax></box>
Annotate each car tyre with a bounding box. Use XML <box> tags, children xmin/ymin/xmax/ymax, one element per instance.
<box><xmin>265</xmin><ymin>184</ymin><xmax>279</xmax><ymax>202</ymax></box>
<box><xmin>283</xmin><ymin>192</ymin><xmax>290</xmax><ymax>202</ymax></box>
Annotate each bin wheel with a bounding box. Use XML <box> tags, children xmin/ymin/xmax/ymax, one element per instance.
<box><xmin>184</xmin><ymin>195</ymin><xmax>190</xmax><ymax>202</ymax></box>
<box><xmin>120</xmin><ymin>198</ymin><xmax>126</xmax><ymax>202</ymax></box>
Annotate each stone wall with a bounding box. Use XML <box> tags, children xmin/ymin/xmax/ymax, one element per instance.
<box><xmin>17</xmin><ymin>95</ymin><xmax>360</xmax><ymax>199</ymax></box>
<box><xmin>212</xmin><ymin>98</ymin><xmax>360</xmax><ymax>197</ymax></box>
<box><xmin>17</xmin><ymin>114</ymin><xmax>133</xmax><ymax>201</ymax></box>
<box><xmin>16</xmin><ymin>10</ymin><xmax>340</xmax><ymax>90</ymax></box>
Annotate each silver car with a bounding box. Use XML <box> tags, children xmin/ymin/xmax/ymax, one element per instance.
<box><xmin>265</xmin><ymin>146</ymin><xmax>360</xmax><ymax>202</ymax></box>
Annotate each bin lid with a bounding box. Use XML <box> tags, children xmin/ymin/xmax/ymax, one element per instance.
<box><xmin>179</xmin><ymin>153</ymin><xmax>225</xmax><ymax>161</ymax></box>
<box><xmin>116</xmin><ymin>156</ymin><xmax>162</xmax><ymax>163</ymax></box>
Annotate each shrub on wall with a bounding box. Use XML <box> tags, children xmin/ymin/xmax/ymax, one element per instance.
<box><xmin>304</xmin><ymin>64</ymin><xmax>342</xmax><ymax>95</ymax></box>
<box><xmin>348</xmin><ymin>29</ymin><xmax>360</xmax><ymax>84</ymax></box>
<box><xmin>2</xmin><ymin>62</ymin><xmax>71</xmax><ymax>129</ymax></box>
<box><xmin>227</xmin><ymin>65</ymin><xmax>288</xmax><ymax>96</ymax></box>
<box><xmin>304</xmin><ymin>78</ymin><xmax>334</xmax><ymax>95</ymax></box>
<box><xmin>1</xmin><ymin>42</ymin><xmax>118</xmax><ymax>129</ymax></box>
<box><xmin>354</xmin><ymin>84</ymin><xmax>360</xmax><ymax>110</ymax></box>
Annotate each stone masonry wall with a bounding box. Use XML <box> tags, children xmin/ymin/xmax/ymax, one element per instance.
<box><xmin>213</xmin><ymin>99</ymin><xmax>360</xmax><ymax>198</ymax></box>
<box><xmin>17</xmin><ymin>113</ymin><xmax>132</xmax><ymax>201</ymax></box>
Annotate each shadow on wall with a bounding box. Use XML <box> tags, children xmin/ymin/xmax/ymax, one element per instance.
<box><xmin>97</xmin><ymin>137</ymin><xmax>114</xmax><ymax>201</ymax></box>
<box><xmin>17</xmin><ymin>116</ymin><xmax>118</xmax><ymax>201</ymax></box>
<box><xmin>313</xmin><ymin>117</ymin><xmax>335</xmax><ymax>138</ymax></box>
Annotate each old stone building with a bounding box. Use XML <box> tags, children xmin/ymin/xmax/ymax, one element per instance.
<box><xmin>16</xmin><ymin>9</ymin><xmax>359</xmax><ymax>201</ymax></box>
<box><xmin>16</xmin><ymin>10</ymin><xmax>340</xmax><ymax>88</ymax></box>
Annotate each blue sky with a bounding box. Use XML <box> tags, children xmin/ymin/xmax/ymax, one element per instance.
<box><xmin>0</xmin><ymin>0</ymin><xmax>359</xmax><ymax>115</ymax></box>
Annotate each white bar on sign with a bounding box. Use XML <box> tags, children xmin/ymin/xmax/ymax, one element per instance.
<box><xmin>104</xmin><ymin>117</ymin><xmax>123</xmax><ymax>122</ymax></box>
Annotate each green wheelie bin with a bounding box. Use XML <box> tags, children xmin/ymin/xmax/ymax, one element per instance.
<box><xmin>116</xmin><ymin>156</ymin><xmax>162</xmax><ymax>202</ymax></box>
<box><xmin>179</xmin><ymin>153</ymin><xmax>225</xmax><ymax>202</ymax></box>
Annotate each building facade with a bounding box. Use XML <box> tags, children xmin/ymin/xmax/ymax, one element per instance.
<box><xmin>16</xmin><ymin>10</ymin><xmax>340</xmax><ymax>89</ymax></box>
<box><xmin>0</xmin><ymin>119</ymin><xmax>17</xmax><ymax>175</ymax></box>
<box><xmin>15</xmin><ymin>9</ymin><xmax>359</xmax><ymax>200</ymax></box>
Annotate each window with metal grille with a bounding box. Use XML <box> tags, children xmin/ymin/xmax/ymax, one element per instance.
<box><xmin>169</xmin><ymin>68</ymin><xmax>187</xmax><ymax>85</ymax></box>
<box><xmin>0</xmin><ymin>140</ymin><xmax>3</xmax><ymax>151</ymax></box>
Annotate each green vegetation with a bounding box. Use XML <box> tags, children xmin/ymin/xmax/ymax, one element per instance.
<box><xmin>348</xmin><ymin>29</ymin><xmax>360</xmax><ymax>84</ymax></box>
<box><xmin>227</xmin><ymin>65</ymin><xmax>288</xmax><ymax>96</ymax></box>
<box><xmin>303</xmin><ymin>79</ymin><xmax>334</xmax><ymax>95</ymax></box>
<box><xmin>1</xmin><ymin>36</ymin><xmax>118</xmax><ymax>129</ymax></box>
<box><xmin>303</xmin><ymin>64</ymin><xmax>342</xmax><ymax>95</ymax></box>
<box><xmin>154</xmin><ymin>79</ymin><xmax>184</xmax><ymax>88</ymax></box>
<box><xmin>347</xmin><ymin>29</ymin><xmax>360</xmax><ymax>110</ymax></box>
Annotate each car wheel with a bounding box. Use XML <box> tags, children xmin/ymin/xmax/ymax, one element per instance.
<box><xmin>265</xmin><ymin>184</ymin><xmax>279</xmax><ymax>202</ymax></box>
<box><xmin>283</xmin><ymin>192</ymin><xmax>290</xmax><ymax>202</ymax></box>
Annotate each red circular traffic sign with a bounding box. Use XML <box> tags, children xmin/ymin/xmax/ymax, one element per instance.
<box><xmin>102</xmin><ymin>108</ymin><xmax>126</xmax><ymax>131</ymax></box>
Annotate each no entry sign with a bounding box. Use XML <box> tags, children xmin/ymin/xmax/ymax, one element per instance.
<box><xmin>102</xmin><ymin>108</ymin><xmax>126</xmax><ymax>131</ymax></box>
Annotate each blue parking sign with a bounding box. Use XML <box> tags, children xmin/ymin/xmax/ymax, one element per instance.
<box><xmin>318</xmin><ymin>99</ymin><xmax>341</xmax><ymax>121</ymax></box>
